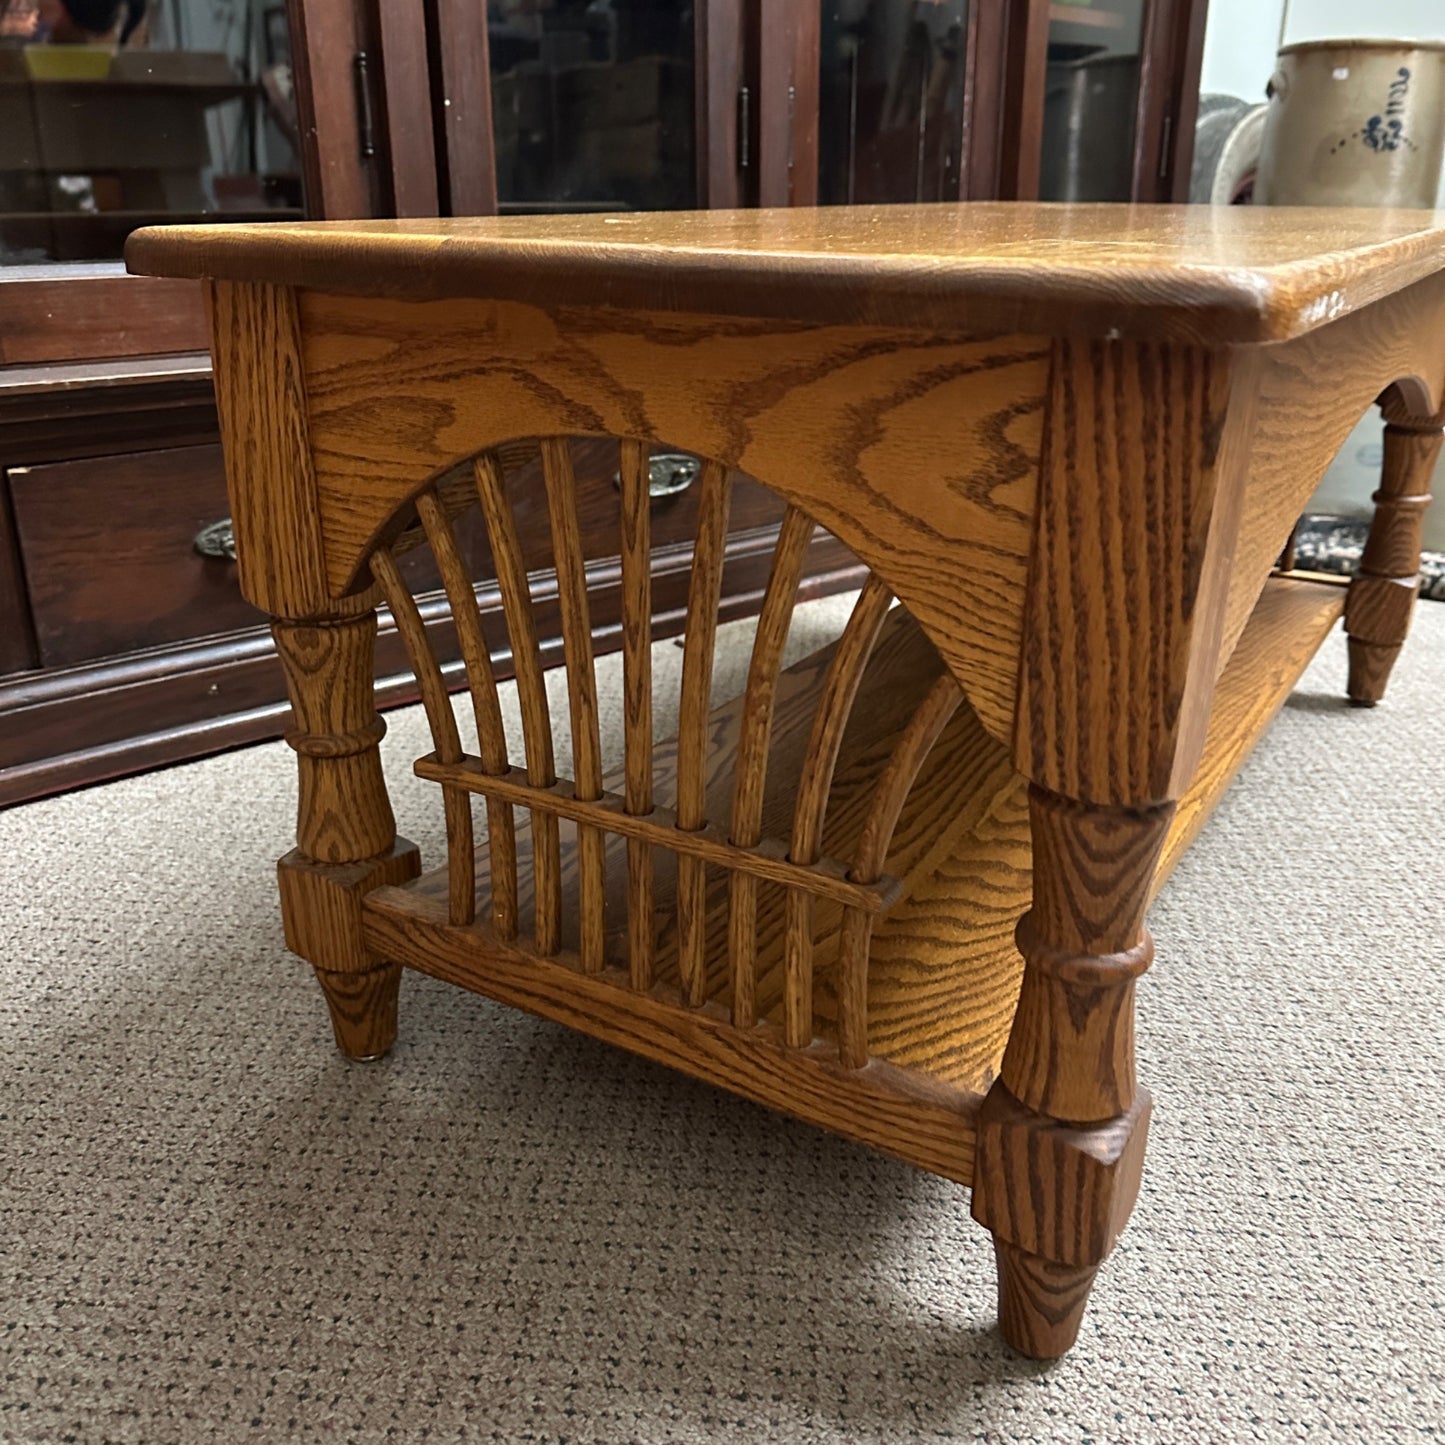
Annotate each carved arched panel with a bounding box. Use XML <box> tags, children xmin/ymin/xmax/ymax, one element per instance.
<box><xmin>297</xmin><ymin>291</ymin><xmax>1049</xmax><ymax>747</ymax></box>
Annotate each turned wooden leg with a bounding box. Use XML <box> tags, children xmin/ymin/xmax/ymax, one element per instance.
<box><xmin>1345</xmin><ymin>406</ymin><xmax>1442</xmax><ymax>705</ymax></box>
<box><xmin>273</xmin><ymin>607</ymin><xmax>420</xmax><ymax>1059</ymax></box>
<box><xmin>972</xmin><ymin>786</ymin><xmax>1171</xmax><ymax>1358</ymax></box>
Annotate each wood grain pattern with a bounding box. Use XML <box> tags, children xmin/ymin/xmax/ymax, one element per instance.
<box><xmin>273</xmin><ymin>613</ymin><xmax>397</xmax><ymax>864</ymax></box>
<box><xmin>204</xmin><ymin>281</ymin><xmax>328</xmax><ymax>619</ymax></box>
<box><xmin>728</xmin><ymin>505</ymin><xmax>815</xmax><ymax>1026</ymax></box>
<box><xmin>785</xmin><ymin>575</ymin><xmax>893</xmax><ymax>1048</ymax></box>
<box><xmin>277</xmin><ymin>842</ymin><xmax>423</xmax><ymax>976</ymax></box>
<box><xmin>311</xmin><ymin>964</ymin><xmax>404</xmax><ymax>1061</ymax></box>
<box><xmin>369</xmin><ymin>544</ymin><xmax>461</xmax><ymax>762</ymax></box>
<box><xmin>677</xmin><ymin>461</ymin><xmax>732</xmax><ymax>1006</ymax></box>
<box><xmin>413</xmin><ymin>759</ymin><xmax>897</xmax><ymax>916</ymax></box>
<box><xmin>836</xmin><ymin>671</ymin><xmax>964</xmax><ymax>1068</ymax></box>
<box><xmin>369</xmin><ymin>541</ymin><xmax>474</xmax><ymax>927</ymax></box>
<box><xmin>130</xmin><ymin>205</ymin><xmax>1445</xmax><ymax>345</ymax></box>
<box><xmin>992</xmin><ymin>1241</ymin><xmax>1101</xmax><ymax>1361</ymax></box>
<box><xmin>389</xmin><ymin>575</ymin><xmax>1343</xmax><ymax>1177</ymax></box>
<box><xmin>474</xmin><ymin>450</ymin><xmax>561</xmax><ymax>954</ymax></box>
<box><xmin>1016</xmin><ymin>338</ymin><xmax>1248</xmax><ymax>806</ymax></box>
<box><xmin>271</xmin><ymin>600</ymin><xmax>420</xmax><ymax>1059</ymax></box>
<box><xmin>415</xmin><ymin>488</ymin><xmax>518</xmax><ymax>936</ymax></box>
<box><xmin>541</xmin><ymin>439</ymin><xmax>606</xmax><ymax>971</ymax></box>
<box><xmin>1345</xmin><ymin>405</ymin><xmax>1443</xmax><ymax>705</ymax></box>
<box><xmin>1220</xmin><ymin>271</ymin><xmax>1445</xmax><ymax>685</ymax></box>
<box><xmin>618</xmin><ymin>439</ymin><xmax>654</xmax><ymax>818</ymax></box>
<box><xmin>286</xmin><ymin>292</ymin><xmax>1047</xmax><ymax>743</ymax></box>
<box><xmin>362</xmin><ymin>884</ymin><xmax>983</xmax><ymax>1186</ymax></box>
<box><xmin>972</xmin><ymin>783</ymin><xmax>1167</xmax><ymax>1356</ymax></box>
<box><xmin>415</xmin><ymin>575</ymin><xmax>1339</xmax><ymax>1085</ymax></box>
<box><xmin>618</xmin><ymin>438</ymin><xmax>655</xmax><ymax>989</ymax></box>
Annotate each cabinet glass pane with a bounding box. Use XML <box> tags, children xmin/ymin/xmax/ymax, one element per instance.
<box><xmin>488</xmin><ymin>0</ymin><xmax>696</xmax><ymax>213</ymax></box>
<box><xmin>818</xmin><ymin>0</ymin><xmax>968</xmax><ymax>205</ymax></box>
<box><xmin>0</xmin><ymin>0</ymin><xmax>303</xmax><ymax>264</ymax></box>
<box><xmin>1039</xmin><ymin>0</ymin><xmax>1147</xmax><ymax>201</ymax></box>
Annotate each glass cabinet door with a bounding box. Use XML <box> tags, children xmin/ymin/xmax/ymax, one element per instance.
<box><xmin>816</xmin><ymin>0</ymin><xmax>968</xmax><ymax>204</ymax></box>
<box><xmin>0</xmin><ymin>0</ymin><xmax>304</xmax><ymax>264</ymax></box>
<box><xmin>1037</xmin><ymin>0</ymin><xmax>1147</xmax><ymax>201</ymax></box>
<box><xmin>487</xmin><ymin>0</ymin><xmax>699</xmax><ymax>213</ymax></box>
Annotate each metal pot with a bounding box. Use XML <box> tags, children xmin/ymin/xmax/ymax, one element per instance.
<box><xmin>1039</xmin><ymin>54</ymin><xmax>1139</xmax><ymax>203</ymax></box>
<box><xmin>1255</xmin><ymin>38</ymin><xmax>1445</xmax><ymax>207</ymax></box>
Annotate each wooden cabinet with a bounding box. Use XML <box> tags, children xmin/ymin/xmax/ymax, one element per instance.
<box><xmin>10</xmin><ymin>443</ymin><xmax>257</xmax><ymax>667</ymax></box>
<box><xmin>282</xmin><ymin>0</ymin><xmax>1205</xmax><ymax>221</ymax></box>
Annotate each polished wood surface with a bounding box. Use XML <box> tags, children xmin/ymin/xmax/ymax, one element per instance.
<box><xmin>147</xmin><ymin>203</ymin><xmax>1442</xmax><ymax>1363</ymax></box>
<box><xmin>253</xmin><ymin>288</ymin><xmax>1047</xmax><ymax>745</ymax></box>
<box><xmin>129</xmin><ymin>204</ymin><xmax>1445</xmax><ymax>343</ymax></box>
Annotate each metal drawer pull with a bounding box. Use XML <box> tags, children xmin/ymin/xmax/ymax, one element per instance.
<box><xmin>613</xmin><ymin>452</ymin><xmax>700</xmax><ymax>501</ymax></box>
<box><xmin>194</xmin><ymin>517</ymin><xmax>237</xmax><ymax>561</ymax></box>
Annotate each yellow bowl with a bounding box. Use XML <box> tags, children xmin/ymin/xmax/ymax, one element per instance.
<box><xmin>23</xmin><ymin>45</ymin><xmax>114</xmax><ymax>81</ymax></box>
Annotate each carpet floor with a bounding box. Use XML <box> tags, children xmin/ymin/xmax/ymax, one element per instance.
<box><xmin>1</xmin><ymin>594</ymin><xmax>1442</xmax><ymax>1443</ymax></box>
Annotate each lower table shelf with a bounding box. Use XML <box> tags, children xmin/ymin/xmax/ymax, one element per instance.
<box><xmin>363</xmin><ymin>574</ymin><xmax>1346</xmax><ymax>1184</ymax></box>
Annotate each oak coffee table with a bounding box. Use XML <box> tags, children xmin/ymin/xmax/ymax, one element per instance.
<box><xmin>128</xmin><ymin>205</ymin><xmax>1444</xmax><ymax>1359</ymax></box>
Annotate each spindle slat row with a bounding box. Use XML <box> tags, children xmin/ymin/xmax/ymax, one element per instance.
<box><xmin>367</xmin><ymin>439</ymin><xmax>960</xmax><ymax>1071</ymax></box>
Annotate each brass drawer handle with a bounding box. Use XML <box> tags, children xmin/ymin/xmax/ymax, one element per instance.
<box><xmin>614</xmin><ymin>452</ymin><xmax>700</xmax><ymax>501</ymax></box>
<box><xmin>194</xmin><ymin>517</ymin><xmax>237</xmax><ymax>561</ymax></box>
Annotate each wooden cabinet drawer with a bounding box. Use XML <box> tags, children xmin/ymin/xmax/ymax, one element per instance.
<box><xmin>9</xmin><ymin>444</ymin><xmax>264</xmax><ymax>669</ymax></box>
<box><xmin>11</xmin><ymin>438</ymin><xmax>789</xmax><ymax>672</ymax></box>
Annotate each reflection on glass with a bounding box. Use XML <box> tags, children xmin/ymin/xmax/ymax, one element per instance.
<box><xmin>489</xmin><ymin>0</ymin><xmax>695</xmax><ymax>213</ymax></box>
<box><xmin>818</xmin><ymin>0</ymin><xmax>967</xmax><ymax>206</ymax></box>
<box><xmin>1</xmin><ymin>0</ymin><xmax>302</xmax><ymax>264</ymax></box>
<box><xmin>1038</xmin><ymin>0</ymin><xmax>1146</xmax><ymax>202</ymax></box>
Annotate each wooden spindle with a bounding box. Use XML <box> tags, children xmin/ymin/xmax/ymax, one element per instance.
<box><xmin>371</xmin><ymin>541</ymin><xmax>475</xmax><ymax>926</ymax></box>
<box><xmin>836</xmin><ymin>671</ymin><xmax>963</xmax><ymax>1067</ymax></box>
<box><xmin>726</xmin><ymin>505</ymin><xmax>814</xmax><ymax>1027</ymax></box>
<box><xmin>619</xmin><ymin>438</ymin><xmax>655</xmax><ymax>990</ymax></box>
<box><xmin>1345</xmin><ymin>402</ymin><xmax>1443</xmax><ymax>705</ymax></box>
<box><xmin>416</xmin><ymin>489</ymin><xmax>518</xmax><ymax>938</ymax></box>
<box><xmin>540</xmin><ymin>438</ymin><xmax>606</xmax><ymax>973</ymax></box>
<box><xmin>474</xmin><ymin>450</ymin><xmax>562</xmax><ymax>953</ymax></box>
<box><xmin>783</xmin><ymin>573</ymin><xmax>893</xmax><ymax>1048</ymax></box>
<box><xmin>675</xmin><ymin>458</ymin><xmax>732</xmax><ymax>1007</ymax></box>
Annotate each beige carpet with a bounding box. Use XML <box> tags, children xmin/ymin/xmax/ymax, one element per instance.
<box><xmin>2</xmin><ymin>595</ymin><xmax>1443</xmax><ymax>1443</ymax></box>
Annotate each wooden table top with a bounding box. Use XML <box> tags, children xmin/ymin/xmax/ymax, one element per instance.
<box><xmin>126</xmin><ymin>202</ymin><xmax>1445</xmax><ymax>346</ymax></box>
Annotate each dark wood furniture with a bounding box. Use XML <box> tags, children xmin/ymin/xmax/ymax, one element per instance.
<box><xmin>364</xmin><ymin>0</ymin><xmax>1208</xmax><ymax>213</ymax></box>
<box><xmin>128</xmin><ymin>202</ymin><xmax>1444</xmax><ymax>1359</ymax></box>
<box><xmin>0</xmin><ymin>0</ymin><xmax>1208</xmax><ymax>805</ymax></box>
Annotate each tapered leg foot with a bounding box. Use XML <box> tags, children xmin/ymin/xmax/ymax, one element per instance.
<box><xmin>314</xmin><ymin>962</ymin><xmax>402</xmax><ymax>1060</ymax></box>
<box><xmin>973</xmin><ymin>788</ymin><xmax>1168</xmax><ymax>1359</ymax></box>
<box><xmin>1343</xmin><ymin>405</ymin><xmax>1441</xmax><ymax>704</ymax></box>
<box><xmin>993</xmin><ymin>1239</ymin><xmax>1099</xmax><ymax>1359</ymax></box>
<box><xmin>1346</xmin><ymin>636</ymin><xmax>1402</xmax><ymax>707</ymax></box>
